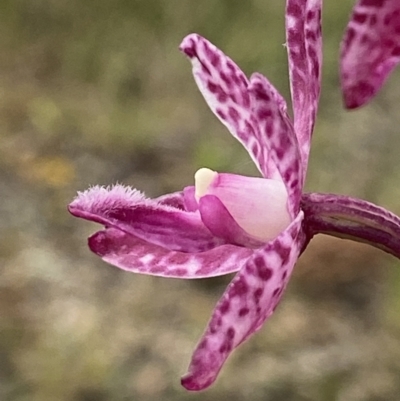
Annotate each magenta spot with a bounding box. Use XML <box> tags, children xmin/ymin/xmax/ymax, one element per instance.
<box><xmin>226</xmin><ymin>327</ymin><xmax>235</xmax><ymax>340</ymax></box>
<box><xmin>258</xmin><ymin>267</ymin><xmax>273</xmax><ymax>281</ymax></box>
<box><xmin>210</xmin><ymin>53</ymin><xmax>221</xmax><ymax>68</ymax></box>
<box><xmin>282</xmin><ymin>270</ymin><xmax>288</xmax><ymax>280</ymax></box>
<box><xmin>305</xmin><ymin>30</ymin><xmax>316</xmax><ymax>42</ymax></box>
<box><xmin>226</xmin><ymin>61</ymin><xmax>236</xmax><ymax>73</ymax></box>
<box><xmin>238</xmin><ymin>307</ymin><xmax>250</xmax><ymax>317</ymax></box>
<box><xmin>276</xmin><ymin>245</ymin><xmax>290</xmax><ymax>263</ymax></box>
<box><xmin>220</xmin><ymin>72</ymin><xmax>231</xmax><ymax>86</ymax></box>
<box><xmin>253</xmin><ymin>288</ymin><xmax>263</xmax><ymax>302</ymax></box>
<box><xmin>220</xmin><ymin>299</ymin><xmax>230</xmax><ymax>314</ymax></box>
<box><xmin>287</xmin><ymin>2</ymin><xmax>301</xmax><ymax>18</ymax></box>
<box><xmin>253</xmin><ymin>256</ymin><xmax>265</xmax><ymax>269</ymax></box>
<box><xmin>231</xmin><ymin>278</ymin><xmax>249</xmax><ymax>297</ymax></box>
<box><xmin>217</xmin><ymin>93</ymin><xmax>228</xmax><ymax>103</ymax></box>
<box><xmin>353</xmin><ymin>12</ymin><xmax>367</xmax><ymax>24</ymax></box>
<box><xmin>257</xmin><ymin>107</ymin><xmax>272</xmax><ymax>120</ymax></box>
<box><xmin>207</xmin><ymin>81</ymin><xmax>219</xmax><ymax>93</ymax></box>
<box><xmin>251</xmin><ymin>143</ymin><xmax>259</xmax><ymax>157</ymax></box>
<box><xmin>362</xmin><ymin>0</ymin><xmax>386</xmax><ymax>8</ymax></box>
<box><xmin>183</xmin><ymin>40</ymin><xmax>197</xmax><ymax>58</ymax></box>
<box><xmin>228</xmin><ymin>107</ymin><xmax>240</xmax><ymax>123</ymax></box>
<box><xmin>216</xmin><ymin>108</ymin><xmax>226</xmax><ymax>120</ymax></box>
<box><xmin>272</xmin><ymin>287</ymin><xmax>280</xmax><ymax>297</ymax></box>
<box><xmin>253</xmin><ymin>86</ymin><xmax>270</xmax><ymax>102</ymax></box>
<box><xmin>198</xmin><ymin>339</ymin><xmax>208</xmax><ymax>350</ymax></box>
<box><xmin>345</xmin><ymin>27</ymin><xmax>356</xmax><ymax>49</ymax></box>
<box><xmin>275</xmin><ymin>146</ymin><xmax>285</xmax><ymax>160</ymax></box>
<box><xmin>306</xmin><ymin>10</ymin><xmax>315</xmax><ymax>21</ymax></box>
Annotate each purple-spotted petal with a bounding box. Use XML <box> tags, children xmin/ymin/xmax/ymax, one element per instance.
<box><xmin>340</xmin><ymin>0</ymin><xmax>400</xmax><ymax>109</ymax></box>
<box><xmin>89</xmin><ymin>228</ymin><xmax>254</xmax><ymax>278</ymax></box>
<box><xmin>180</xmin><ymin>34</ymin><xmax>282</xmax><ymax>181</ymax></box>
<box><xmin>248</xmin><ymin>74</ymin><xmax>302</xmax><ymax>215</ymax></box>
<box><xmin>68</xmin><ymin>185</ymin><xmax>225</xmax><ymax>253</ymax></box>
<box><xmin>181</xmin><ymin>211</ymin><xmax>305</xmax><ymax>390</ymax></box>
<box><xmin>286</xmin><ymin>0</ymin><xmax>322</xmax><ymax>171</ymax></box>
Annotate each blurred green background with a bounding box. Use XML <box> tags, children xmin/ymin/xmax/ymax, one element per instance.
<box><xmin>1</xmin><ymin>1</ymin><xmax>400</xmax><ymax>400</ymax></box>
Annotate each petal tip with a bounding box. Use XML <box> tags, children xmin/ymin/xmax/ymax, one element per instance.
<box><xmin>181</xmin><ymin>373</ymin><xmax>213</xmax><ymax>391</ymax></box>
<box><xmin>179</xmin><ymin>33</ymin><xmax>200</xmax><ymax>58</ymax></box>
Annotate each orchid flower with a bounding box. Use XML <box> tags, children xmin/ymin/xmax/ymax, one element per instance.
<box><xmin>340</xmin><ymin>0</ymin><xmax>400</xmax><ymax>108</ymax></box>
<box><xmin>69</xmin><ymin>0</ymin><xmax>400</xmax><ymax>391</ymax></box>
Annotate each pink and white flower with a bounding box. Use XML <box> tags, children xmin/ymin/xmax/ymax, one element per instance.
<box><xmin>69</xmin><ymin>0</ymin><xmax>323</xmax><ymax>390</ymax></box>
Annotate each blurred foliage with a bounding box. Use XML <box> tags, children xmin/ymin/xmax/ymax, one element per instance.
<box><xmin>1</xmin><ymin>1</ymin><xmax>400</xmax><ymax>400</ymax></box>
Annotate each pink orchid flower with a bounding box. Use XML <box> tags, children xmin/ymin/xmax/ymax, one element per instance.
<box><xmin>68</xmin><ymin>0</ymin><xmax>400</xmax><ymax>391</ymax></box>
<box><xmin>340</xmin><ymin>0</ymin><xmax>400</xmax><ymax>108</ymax></box>
<box><xmin>69</xmin><ymin>0</ymin><xmax>322</xmax><ymax>389</ymax></box>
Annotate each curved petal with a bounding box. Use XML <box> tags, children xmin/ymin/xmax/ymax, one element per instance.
<box><xmin>68</xmin><ymin>185</ymin><xmax>225</xmax><ymax>253</ymax></box>
<box><xmin>89</xmin><ymin>228</ymin><xmax>254</xmax><ymax>278</ymax></box>
<box><xmin>340</xmin><ymin>0</ymin><xmax>400</xmax><ymax>109</ymax></box>
<box><xmin>181</xmin><ymin>211</ymin><xmax>305</xmax><ymax>390</ymax></box>
<box><xmin>198</xmin><ymin>195</ymin><xmax>264</xmax><ymax>248</ymax></box>
<box><xmin>286</xmin><ymin>0</ymin><xmax>322</xmax><ymax>171</ymax></box>
<box><xmin>180</xmin><ymin>34</ymin><xmax>281</xmax><ymax>181</ymax></box>
<box><xmin>248</xmin><ymin>74</ymin><xmax>302</xmax><ymax>216</ymax></box>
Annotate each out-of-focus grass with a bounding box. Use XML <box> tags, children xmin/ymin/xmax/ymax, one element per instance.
<box><xmin>1</xmin><ymin>1</ymin><xmax>400</xmax><ymax>400</ymax></box>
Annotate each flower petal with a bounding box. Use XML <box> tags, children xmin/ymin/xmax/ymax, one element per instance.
<box><xmin>340</xmin><ymin>0</ymin><xmax>400</xmax><ymax>109</ymax></box>
<box><xmin>180</xmin><ymin>34</ymin><xmax>282</xmax><ymax>181</ymax></box>
<box><xmin>198</xmin><ymin>195</ymin><xmax>265</xmax><ymax>248</ymax></box>
<box><xmin>248</xmin><ymin>74</ymin><xmax>302</xmax><ymax>216</ymax></box>
<box><xmin>68</xmin><ymin>185</ymin><xmax>225</xmax><ymax>253</ymax></box>
<box><xmin>89</xmin><ymin>228</ymin><xmax>253</xmax><ymax>278</ymax></box>
<box><xmin>155</xmin><ymin>190</ymin><xmax>186</xmax><ymax>209</ymax></box>
<box><xmin>196</xmin><ymin>170</ymin><xmax>292</xmax><ymax>239</ymax></box>
<box><xmin>181</xmin><ymin>211</ymin><xmax>305</xmax><ymax>390</ymax></box>
<box><xmin>286</xmin><ymin>0</ymin><xmax>322</xmax><ymax>170</ymax></box>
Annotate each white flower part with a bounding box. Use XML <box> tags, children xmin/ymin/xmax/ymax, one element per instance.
<box><xmin>194</xmin><ymin>168</ymin><xmax>291</xmax><ymax>242</ymax></box>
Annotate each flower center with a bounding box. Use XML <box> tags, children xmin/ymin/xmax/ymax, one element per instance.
<box><xmin>194</xmin><ymin>168</ymin><xmax>291</xmax><ymax>242</ymax></box>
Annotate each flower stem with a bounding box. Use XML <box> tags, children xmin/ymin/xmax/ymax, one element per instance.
<box><xmin>301</xmin><ymin>192</ymin><xmax>400</xmax><ymax>259</ymax></box>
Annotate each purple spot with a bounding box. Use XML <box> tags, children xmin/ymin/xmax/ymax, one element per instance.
<box><xmin>257</xmin><ymin>107</ymin><xmax>272</xmax><ymax>120</ymax></box>
<box><xmin>228</xmin><ymin>107</ymin><xmax>240</xmax><ymax>123</ymax></box>
<box><xmin>276</xmin><ymin>245</ymin><xmax>290</xmax><ymax>263</ymax></box>
<box><xmin>220</xmin><ymin>299</ymin><xmax>230</xmax><ymax>314</ymax></box>
<box><xmin>353</xmin><ymin>12</ymin><xmax>367</xmax><ymax>24</ymax></box>
<box><xmin>258</xmin><ymin>267</ymin><xmax>273</xmax><ymax>281</ymax></box>
<box><xmin>210</xmin><ymin>53</ymin><xmax>221</xmax><ymax>68</ymax></box>
<box><xmin>253</xmin><ymin>256</ymin><xmax>265</xmax><ymax>269</ymax></box>
<box><xmin>226</xmin><ymin>327</ymin><xmax>235</xmax><ymax>340</ymax></box>
<box><xmin>253</xmin><ymin>288</ymin><xmax>263</xmax><ymax>302</ymax></box>
<box><xmin>216</xmin><ymin>108</ymin><xmax>226</xmax><ymax>120</ymax></box>
<box><xmin>231</xmin><ymin>278</ymin><xmax>249</xmax><ymax>297</ymax></box>
<box><xmin>238</xmin><ymin>307</ymin><xmax>250</xmax><ymax>317</ymax></box>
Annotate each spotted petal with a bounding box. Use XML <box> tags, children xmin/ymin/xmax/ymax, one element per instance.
<box><xmin>180</xmin><ymin>34</ymin><xmax>303</xmax><ymax>213</ymax></box>
<box><xmin>180</xmin><ymin>34</ymin><xmax>283</xmax><ymax>181</ymax></box>
<box><xmin>68</xmin><ymin>185</ymin><xmax>226</xmax><ymax>253</ymax></box>
<box><xmin>248</xmin><ymin>73</ymin><xmax>302</xmax><ymax>216</ymax></box>
<box><xmin>340</xmin><ymin>0</ymin><xmax>400</xmax><ymax>109</ymax></box>
<box><xmin>181</xmin><ymin>211</ymin><xmax>305</xmax><ymax>390</ymax></box>
<box><xmin>89</xmin><ymin>228</ymin><xmax>253</xmax><ymax>278</ymax></box>
<box><xmin>286</xmin><ymin>0</ymin><xmax>322</xmax><ymax>172</ymax></box>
